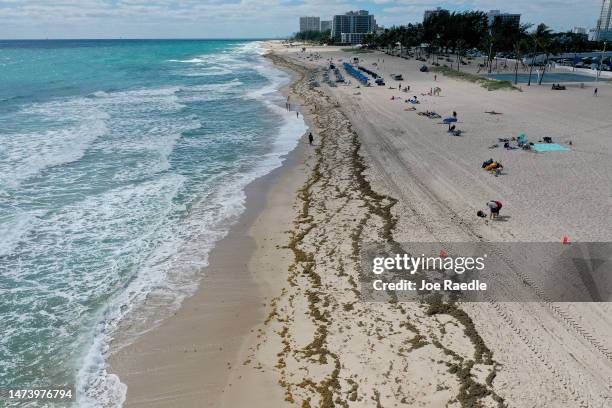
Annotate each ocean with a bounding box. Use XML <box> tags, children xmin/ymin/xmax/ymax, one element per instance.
<box><xmin>0</xmin><ymin>39</ymin><xmax>306</xmax><ymax>406</ymax></box>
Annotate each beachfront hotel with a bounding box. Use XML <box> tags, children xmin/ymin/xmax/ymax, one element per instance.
<box><xmin>331</xmin><ymin>10</ymin><xmax>376</xmax><ymax>44</ymax></box>
<box><xmin>299</xmin><ymin>16</ymin><xmax>321</xmax><ymax>32</ymax></box>
<box><xmin>596</xmin><ymin>0</ymin><xmax>612</xmax><ymax>40</ymax></box>
<box><xmin>320</xmin><ymin>20</ymin><xmax>332</xmax><ymax>32</ymax></box>
<box><xmin>487</xmin><ymin>9</ymin><xmax>521</xmax><ymax>29</ymax></box>
<box><xmin>423</xmin><ymin>7</ymin><xmax>447</xmax><ymax>22</ymax></box>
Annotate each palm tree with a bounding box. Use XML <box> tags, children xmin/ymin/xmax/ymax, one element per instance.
<box><xmin>538</xmin><ymin>38</ymin><xmax>561</xmax><ymax>85</ymax></box>
<box><xmin>527</xmin><ymin>24</ymin><xmax>552</xmax><ymax>86</ymax></box>
<box><xmin>456</xmin><ymin>39</ymin><xmax>466</xmax><ymax>70</ymax></box>
<box><xmin>514</xmin><ymin>39</ymin><xmax>526</xmax><ymax>84</ymax></box>
<box><xmin>512</xmin><ymin>25</ymin><xmax>531</xmax><ymax>84</ymax></box>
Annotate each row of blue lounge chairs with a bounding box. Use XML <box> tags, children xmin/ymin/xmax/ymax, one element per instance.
<box><xmin>357</xmin><ymin>66</ymin><xmax>379</xmax><ymax>79</ymax></box>
<box><xmin>343</xmin><ymin>63</ymin><xmax>370</xmax><ymax>85</ymax></box>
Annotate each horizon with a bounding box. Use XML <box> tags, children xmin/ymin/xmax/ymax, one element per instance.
<box><xmin>0</xmin><ymin>1</ymin><xmax>603</xmax><ymax>39</ymax></box>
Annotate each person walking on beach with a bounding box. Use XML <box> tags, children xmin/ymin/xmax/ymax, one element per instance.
<box><xmin>452</xmin><ymin>111</ymin><xmax>457</xmax><ymax>119</ymax></box>
<box><xmin>434</xmin><ymin>74</ymin><xmax>437</xmax><ymax>81</ymax></box>
<box><xmin>594</xmin><ymin>87</ymin><xmax>598</xmax><ymax>96</ymax></box>
<box><xmin>487</xmin><ymin>200</ymin><xmax>502</xmax><ymax>219</ymax></box>
<box><xmin>308</xmin><ymin>132</ymin><xmax>314</xmax><ymax>145</ymax></box>
<box><xmin>296</xmin><ymin>111</ymin><xmax>299</xmax><ymax>118</ymax></box>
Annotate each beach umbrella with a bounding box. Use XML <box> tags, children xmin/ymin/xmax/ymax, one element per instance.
<box><xmin>443</xmin><ymin>117</ymin><xmax>457</xmax><ymax>124</ymax></box>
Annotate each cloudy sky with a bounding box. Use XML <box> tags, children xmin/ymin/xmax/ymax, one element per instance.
<box><xmin>0</xmin><ymin>0</ymin><xmax>603</xmax><ymax>39</ymax></box>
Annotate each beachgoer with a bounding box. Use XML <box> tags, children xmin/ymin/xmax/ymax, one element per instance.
<box><xmin>434</xmin><ymin>74</ymin><xmax>437</xmax><ymax>81</ymax></box>
<box><xmin>452</xmin><ymin>111</ymin><xmax>457</xmax><ymax>119</ymax></box>
<box><xmin>487</xmin><ymin>200</ymin><xmax>502</xmax><ymax>219</ymax></box>
<box><xmin>594</xmin><ymin>87</ymin><xmax>598</xmax><ymax>96</ymax></box>
<box><xmin>308</xmin><ymin>132</ymin><xmax>314</xmax><ymax>145</ymax></box>
<box><xmin>296</xmin><ymin>111</ymin><xmax>299</xmax><ymax>118</ymax></box>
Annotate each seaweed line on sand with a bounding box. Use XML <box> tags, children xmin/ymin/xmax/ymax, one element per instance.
<box><xmin>262</xmin><ymin>52</ymin><xmax>505</xmax><ymax>408</ymax></box>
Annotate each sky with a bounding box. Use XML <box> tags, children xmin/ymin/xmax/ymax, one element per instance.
<box><xmin>0</xmin><ymin>0</ymin><xmax>603</xmax><ymax>39</ymax></box>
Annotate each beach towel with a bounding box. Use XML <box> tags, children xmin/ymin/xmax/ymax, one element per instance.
<box><xmin>532</xmin><ymin>143</ymin><xmax>571</xmax><ymax>153</ymax></box>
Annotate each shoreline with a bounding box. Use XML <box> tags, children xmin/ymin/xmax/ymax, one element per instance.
<box><xmin>107</xmin><ymin>48</ymin><xmax>313</xmax><ymax>407</ymax></box>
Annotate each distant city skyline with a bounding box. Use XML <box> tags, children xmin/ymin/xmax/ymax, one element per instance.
<box><xmin>0</xmin><ymin>1</ymin><xmax>603</xmax><ymax>39</ymax></box>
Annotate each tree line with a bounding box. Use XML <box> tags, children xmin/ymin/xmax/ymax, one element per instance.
<box><xmin>293</xmin><ymin>29</ymin><xmax>332</xmax><ymax>43</ymax></box>
<box><xmin>362</xmin><ymin>10</ymin><xmax>608</xmax><ymax>85</ymax></box>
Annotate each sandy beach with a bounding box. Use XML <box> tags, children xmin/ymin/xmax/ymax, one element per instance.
<box><xmin>110</xmin><ymin>41</ymin><xmax>612</xmax><ymax>407</ymax></box>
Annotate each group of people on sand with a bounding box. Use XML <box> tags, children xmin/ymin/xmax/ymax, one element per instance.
<box><xmin>287</xmin><ymin>96</ymin><xmax>300</xmax><ymax>118</ymax></box>
<box><xmin>333</xmin><ymin>58</ymin><xmax>506</xmax><ymax>222</ymax></box>
<box><xmin>477</xmin><ymin>201</ymin><xmax>503</xmax><ymax>219</ymax></box>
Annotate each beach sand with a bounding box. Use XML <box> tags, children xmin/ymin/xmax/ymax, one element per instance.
<box><xmin>110</xmin><ymin>42</ymin><xmax>612</xmax><ymax>407</ymax></box>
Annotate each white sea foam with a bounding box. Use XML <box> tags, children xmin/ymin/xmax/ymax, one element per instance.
<box><xmin>0</xmin><ymin>107</ymin><xmax>109</xmax><ymax>189</ymax></box>
<box><xmin>0</xmin><ymin>211</ymin><xmax>45</xmax><ymax>257</ymax></box>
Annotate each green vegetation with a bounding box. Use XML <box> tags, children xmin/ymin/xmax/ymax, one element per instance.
<box><xmin>432</xmin><ymin>66</ymin><xmax>517</xmax><ymax>91</ymax></box>
<box><xmin>340</xmin><ymin>48</ymin><xmax>372</xmax><ymax>53</ymax></box>
<box><xmin>361</xmin><ymin>9</ymin><xmax>608</xmax><ymax>85</ymax></box>
<box><xmin>292</xmin><ymin>30</ymin><xmax>333</xmax><ymax>45</ymax></box>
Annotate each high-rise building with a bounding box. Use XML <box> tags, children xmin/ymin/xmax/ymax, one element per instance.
<box><xmin>596</xmin><ymin>0</ymin><xmax>612</xmax><ymax>41</ymax></box>
<box><xmin>320</xmin><ymin>20</ymin><xmax>332</xmax><ymax>32</ymax></box>
<box><xmin>300</xmin><ymin>16</ymin><xmax>321</xmax><ymax>32</ymax></box>
<box><xmin>572</xmin><ymin>27</ymin><xmax>587</xmax><ymax>35</ymax></box>
<box><xmin>423</xmin><ymin>7</ymin><xmax>447</xmax><ymax>22</ymax></box>
<box><xmin>331</xmin><ymin>10</ymin><xmax>376</xmax><ymax>44</ymax></box>
<box><xmin>487</xmin><ymin>10</ymin><xmax>521</xmax><ymax>29</ymax></box>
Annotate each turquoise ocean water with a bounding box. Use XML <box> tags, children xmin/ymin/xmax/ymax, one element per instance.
<box><xmin>0</xmin><ymin>39</ymin><xmax>306</xmax><ymax>406</ymax></box>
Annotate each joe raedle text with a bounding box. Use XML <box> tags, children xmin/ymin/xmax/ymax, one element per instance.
<box><xmin>370</xmin><ymin>253</ymin><xmax>489</xmax><ymax>294</ymax></box>
<box><xmin>372</xmin><ymin>279</ymin><xmax>487</xmax><ymax>292</ymax></box>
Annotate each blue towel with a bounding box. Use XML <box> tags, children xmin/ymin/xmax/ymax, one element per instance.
<box><xmin>532</xmin><ymin>143</ymin><xmax>571</xmax><ymax>152</ymax></box>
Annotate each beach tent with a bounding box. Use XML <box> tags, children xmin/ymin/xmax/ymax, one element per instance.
<box><xmin>532</xmin><ymin>143</ymin><xmax>571</xmax><ymax>153</ymax></box>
